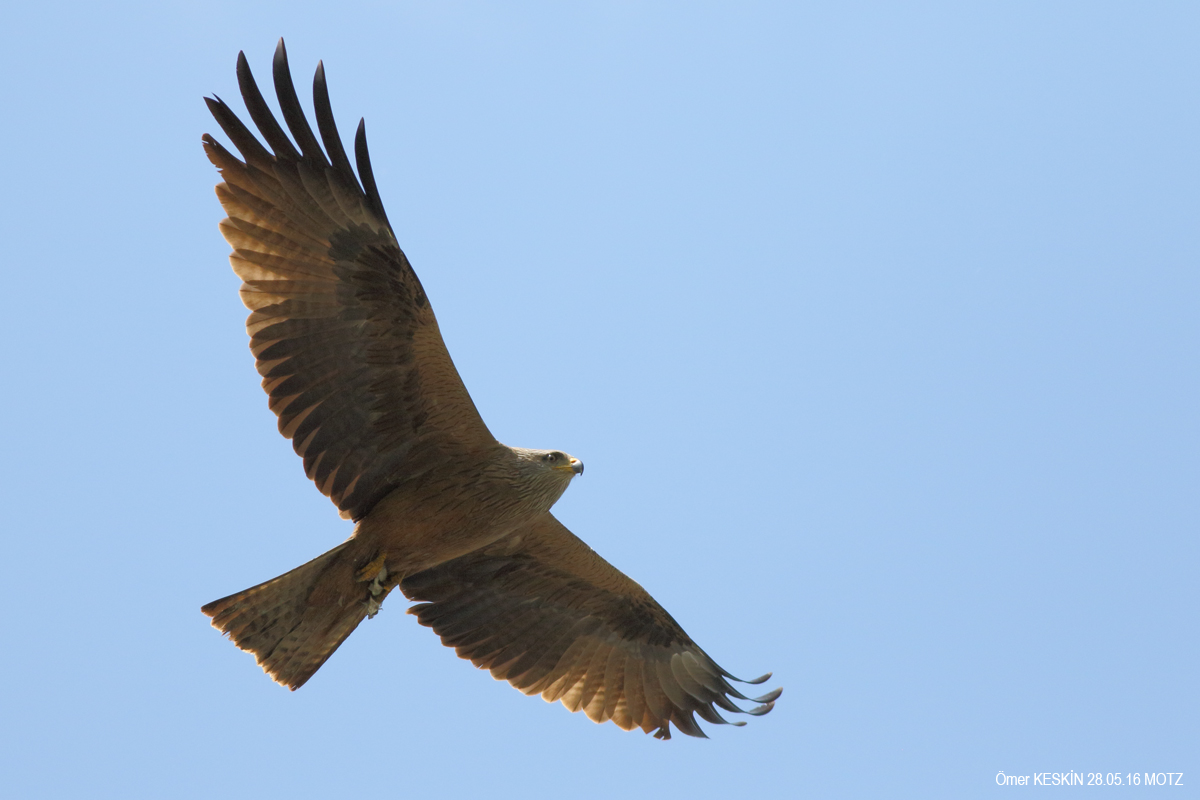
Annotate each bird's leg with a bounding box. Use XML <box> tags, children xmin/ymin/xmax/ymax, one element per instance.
<box><xmin>355</xmin><ymin>552</ymin><xmax>393</xmax><ymax>619</ymax></box>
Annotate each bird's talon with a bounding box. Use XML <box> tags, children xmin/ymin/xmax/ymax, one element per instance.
<box><xmin>355</xmin><ymin>553</ymin><xmax>392</xmax><ymax>616</ymax></box>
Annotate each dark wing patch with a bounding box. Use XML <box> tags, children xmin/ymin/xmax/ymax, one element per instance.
<box><xmin>204</xmin><ymin>40</ymin><xmax>496</xmax><ymax>520</ymax></box>
<box><xmin>401</xmin><ymin>514</ymin><xmax>781</xmax><ymax>740</ymax></box>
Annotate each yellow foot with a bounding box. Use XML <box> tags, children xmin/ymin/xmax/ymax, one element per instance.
<box><xmin>355</xmin><ymin>552</ymin><xmax>389</xmax><ymax>584</ymax></box>
<box><xmin>356</xmin><ymin>553</ymin><xmax>391</xmax><ymax>619</ymax></box>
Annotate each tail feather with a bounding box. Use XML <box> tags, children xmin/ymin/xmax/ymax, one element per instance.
<box><xmin>202</xmin><ymin>540</ymin><xmax>369</xmax><ymax>689</ymax></box>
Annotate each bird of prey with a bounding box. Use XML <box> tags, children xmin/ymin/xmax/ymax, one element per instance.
<box><xmin>201</xmin><ymin>39</ymin><xmax>780</xmax><ymax>740</ymax></box>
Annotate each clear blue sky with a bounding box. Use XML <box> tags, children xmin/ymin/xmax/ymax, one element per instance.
<box><xmin>2</xmin><ymin>2</ymin><xmax>1195</xmax><ymax>797</ymax></box>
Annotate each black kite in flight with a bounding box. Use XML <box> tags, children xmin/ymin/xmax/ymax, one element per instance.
<box><xmin>201</xmin><ymin>39</ymin><xmax>780</xmax><ymax>740</ymax></box>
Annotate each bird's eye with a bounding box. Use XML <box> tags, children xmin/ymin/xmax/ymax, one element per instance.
<box><xmin>545</xmin><ymin>453</ymin><xmax>558</xmax><ymax>463</ymax></box>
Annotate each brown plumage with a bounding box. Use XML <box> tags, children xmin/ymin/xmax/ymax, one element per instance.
<box><xmin>201</xmin><ymin>39</ymin><xmax>780</xmax><ymax>740</ymax></box>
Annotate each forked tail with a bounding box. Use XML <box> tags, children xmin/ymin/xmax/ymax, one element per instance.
<box><xmin>201</xmin><ymin>540</ymin><xmax>376</xmax><ymax>689</ymax></box>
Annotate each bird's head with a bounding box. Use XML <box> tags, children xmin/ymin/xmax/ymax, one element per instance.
<box><xmin>511</xmin><ymin>447</ymin><xmax>584</xmax><ymax>509</ymax></box>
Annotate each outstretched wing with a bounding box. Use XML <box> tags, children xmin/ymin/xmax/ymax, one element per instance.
<box><xmin>401</xmin><ymin>513</ymin><xmax>781</xmax><ymax>739</ymax></box>
<box><xmin>204</xmin><ymin>40</ymin><xmax>496</xmax><ymax>521</ymax></box>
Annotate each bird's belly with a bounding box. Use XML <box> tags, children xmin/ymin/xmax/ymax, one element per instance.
<box><xmin>351</xmin><ymin>477</ymin><xmax>525</xmax><ymax>578</ymax></box>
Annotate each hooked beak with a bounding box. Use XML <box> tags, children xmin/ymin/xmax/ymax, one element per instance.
<box><xmin>570</xmin><ymin>457</ymin><xmax>584</xmax><ymax>475</ymax></box>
